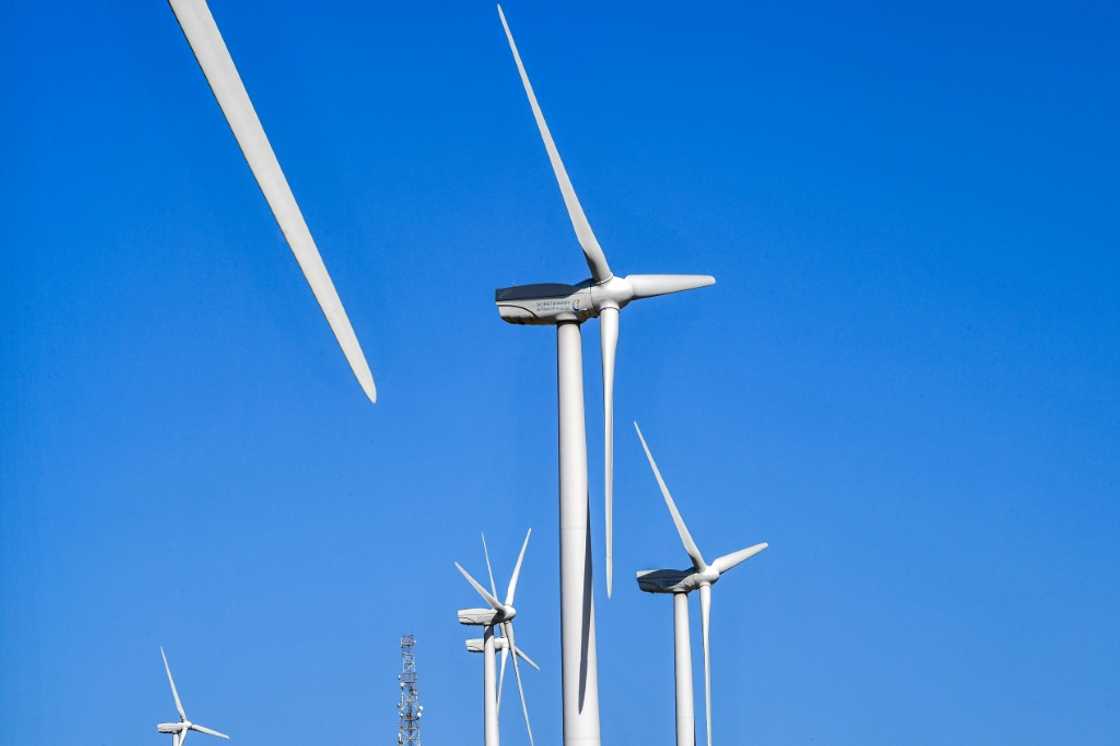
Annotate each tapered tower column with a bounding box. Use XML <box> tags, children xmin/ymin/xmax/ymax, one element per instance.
<box><xmin>483</xmin><ymin>627</ymin><xmax>499</xmax><ymax>746</ymax></box>
<box><xmin>673</xmin><ymin>593</ymin><xmax>696</xmax><ymax>746</ymax></box>
<box><xmin>556</xmin><ymin>320</ymin><xmax>602</xmax><ymax>746</ymax></box>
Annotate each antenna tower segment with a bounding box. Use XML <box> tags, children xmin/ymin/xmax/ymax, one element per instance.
<box><xmin>397</xmin><ymin>634</ymin><xmax>423</xmax><ymax>746</ymax></box>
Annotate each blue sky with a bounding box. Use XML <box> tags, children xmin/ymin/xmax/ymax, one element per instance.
<box><xmin>2</xmin><ymin>1</ymin><xmax>1118</xmax><ymax>744</ymax></box>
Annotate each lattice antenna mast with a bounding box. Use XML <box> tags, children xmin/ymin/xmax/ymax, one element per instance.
<box><xmin>397</xmin><ymin>634</ymin><xmax>423</xmax><ymax>746</ymax></box>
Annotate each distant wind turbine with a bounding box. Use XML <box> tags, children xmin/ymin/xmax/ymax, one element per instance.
<box><xmin>456</xmin><ymin>530</ymin><xmax>539</xmax><ymax>746</ymax></box>
<box><xmin>155</xmin><ymin>648</ymin><xmax>231</xmax><ymax>746</ymax></box>
<box><xmin>633</xmin><ymin>423</ymin><xmax>768</xmax><ymax>746</ymax></box>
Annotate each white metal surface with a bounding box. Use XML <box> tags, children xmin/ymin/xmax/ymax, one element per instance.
<box><xmin>557</xmin><ymin>322</ymin><xmax>601</xmax><ymax>746</ymax></box>
<box><xmin>496</xmin><ymin>5</ymin><xmax>612</xmax><ymax>285</ymax></box>
<box><xmin>673</xmin><ymin>593</ymin><xmax>696</xmax><ymax>746</ymax></box>
<box><xmin>484</xmin><ymin>627</ymin><xmax>500</xmax><ymax>746</ymax></box>
<box><xmin>166</xmin><ymin>0</ymin><xmax>376</xmax><ymax>403</ymax></box>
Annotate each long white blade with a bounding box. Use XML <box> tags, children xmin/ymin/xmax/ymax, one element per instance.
<box><xmin>179</xmin><ymin>729</ymin><xmax>189</xmax><ymax>746</ymax></box>
<box><xmin>503</xmin><ymin>622</ymin><xmax>535</xmax><ymax>746</ymax></box>
<box><xmin>481</xmin><ymin>533</ymin><xmax>500</xmax><ymax>599</ymax></box>
<box><xmin>455</xmin><ymin>562</ymin><xmax>504</xmax><ymax>611</ymax></box>
<box><xmin>699</xmin><ymin>584</ymin><xmax>713</xmax><ymax>746</ymax></box>
<box><xmin>496</xmin><ymin>4</ymin><xmax>612</xmax><ymax>283</ymax></box>
<box><xmin>514</xmin><ymin>645</ymin><xmax>541</xmax><ymax>671</ymax></box>
<box><xmin>627</xmin><ymin>274</ymin><xmax>716</xmax><ymax>299</ymax></box>
<box><xmin>190</xmin><ymin>724</ymin><xmax>231</xmax><ymax>740</ymax></box>
<box><xmin>160</xmin><ymin>647</ymin><xmax>187</xmax><ymax>721</ymax></box>
<box><xmin>484</xmin><ymin>532</ymin><xmax>509</xmax><ymax>713</ymax></box>
<box><xmin>505</xmin><ymin>528</ymin><xmax>532</xmax><ymax>606</ymax></box>
<box><xmin>633</xmin><ymin>423</ymin><xmax>707</xmax><ymax>569</ymax></box>
<box><xmin>497</xmin><ymin>634</ymin><xmax>509</xmax><ymax>714</ymax></box>
<box><xmin>711</xmin><ymin>542</ymin><xmax>768</xmax><ymax>575</ymax></box>
<box><xmin>600</xmin><ymin>306</ymin><xmax>619</xmax><ymax>598</ymax></box>
<box><xmin>167</xmin><ymin>0</ymin><xmax>376</xmax><ymax>404</ymax></box>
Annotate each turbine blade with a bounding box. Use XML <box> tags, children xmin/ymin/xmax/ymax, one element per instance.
<box><xmin>481</xmin><ymin>533</ymin><xmax>500</xmax><ymax>600</ymax></box>
<box><xmin>700</xmin><ymin>584</ymin><xmax>713</xmax><ymax>746</ymax></box>
<box><xmin>191</xmin><ymin>724</ymin><xmax>231</xmax><ymax>740</ymax></box>
<box><xmin>455</xmin><ymin>562</ymin><xmax>504</xmax><ymax>611</ymax></box>
<box><xmin>160</xmin><ymin>647</ymin><xmax>187</xmax><ymax>721</ymax></box>
<box><xmin>503</xmin><ymin>622</ymin><xmax>535</xmax><ymax>746</ymax></box>
<box><xmin>497</xmin><ymin>634</ymin><xmax>509</xmax><ymax>715</ymax></box>
<box><xmin>179</xmin><ymin>729</ymin><xmax>189</xmax><ymax>746</ymax></box>
<box><xmin>496</xmin><ymin>4</ymin><xmax>612</xmax><ymax>283</ymax></box>
<box><xmin>166</xmin><ymin>0</ymin><xmax>376</xmax><ymax>403</ymax></box>
<box><xmin>711</xmin><ymin>542</ymin><xmax>769</xmax><ymax>575</ymax></box>
<box><xmin>626</xmin><ymin>274</ymin><xmax>716</xmax><ymax>299</ymax></box>
<box><xmin>505</xmin><ymin>528</ymin><xmax>532</xmax><ymax>606</ymax></box>
<box><xmin>633</xmin><ymin>423</ymin><xmax>707</xmax><ymax>569</ymax></box>
<box><xmin>600</xmin><ymin>306</ymin><xmax>619</xmax><ymax>598</ymax></box>
<box><xmin>514</xmin><ymin>644</ymin><xmax>541</xmax><ymax>671</ymax></box>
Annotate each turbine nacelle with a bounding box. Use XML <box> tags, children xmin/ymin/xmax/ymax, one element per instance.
<box><xmin>635</xmin><ymin>557</ymin><xmax>760</xmax><ymax>594</ymax></box>
<box><xmin>457</xmin><ymin>606</ymin><xmax>516</xmax><ymax>626</ymax></box>
<box><xmin>157</xmin><ymin>723</ymin><xmax>188</xmax><ymax>734</ymax></box>
<box><xmin>495</xmin><ymin>274</ymin><xmax>714</xmax><ymax>325</ymax></box>
<box><xmin>636</xmin><ymin>568</ymin><xmax>711</xmax><ymax>594</ymax></box>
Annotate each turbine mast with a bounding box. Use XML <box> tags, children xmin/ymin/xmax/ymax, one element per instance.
<box><xmin>396</xmin><ymin>634</ymin><xmax>424</xmax><ymax>746</ymax></box>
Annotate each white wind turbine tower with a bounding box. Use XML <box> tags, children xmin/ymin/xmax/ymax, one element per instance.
<box><xmin>456</xmin><ymin>530</ymin><xmax>539</xmax><ymax>746</ymax></box>
<box><xmin>166</xmin><ymin>0</ymin><xmax>376</xmax><ymax>403</ymax></box>
<box><xmin>494</xmin><ymin>7</ymin><xmax>715</xmax><ymax>745</ymax></box>
<box><xmin>633</xmin><ymin>424</ymin><xmax>768</xmax><ymax>746</ymax></box>
<box><xmin>155</xmin><ymin>647</ymin><xmax>231</xmax><ymax>746</ymax></box>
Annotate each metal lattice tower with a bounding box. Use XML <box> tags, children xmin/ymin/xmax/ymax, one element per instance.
<box><xmin>396</xmin><ymin>634</ymin><xmax>423</xmax><ymax>746</ymax></box>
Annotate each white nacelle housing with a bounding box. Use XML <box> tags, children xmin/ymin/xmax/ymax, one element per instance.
<box><xmin>495</xmin><ymin>274</ymin><xmax>713</xmax><ymax>325</ymax></box>
<box><xmin>458</xmin><ymin>607</ymin><xmax>501</xmax><ymax>626</ymax></box>
<box><xmin>465</xmin><ymin>637</ymin><xmax>510</xmax><ymax>653</ymax></box>
<box><xmin>495</xmin><ymin>281</ymin><xmax>596</xmax><ymax>325</ymax></box>
<box><xmin>635</xmin><ymin>568</ymin><xmax>700</xmax><ymax>594</ymax></box>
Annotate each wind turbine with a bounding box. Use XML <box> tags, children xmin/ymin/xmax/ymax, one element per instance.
<box><xmin>155</xmin><ymin>647</ymin><xmax>231</xmax><ymax>746</ymax></box>
<box><xmin>166</xmin><ymin>0</ymin><xmax>376</xmax><ymax>403</ymax></box>
<box><xmin>456</xmin><ymin>529</ymin><xmax>538</xmax><ymax>746</ymax></box>
<box><xmin>633</xmin><ymin>423</ymin><xmax>768</xmax><ymax>746</ymax></box>
<box><xmin>494</xmin><ymin>7</ymin><xmax>715</xmax><ymax>744</ymax></box>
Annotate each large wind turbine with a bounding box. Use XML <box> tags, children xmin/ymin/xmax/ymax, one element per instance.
<box><xmin>494</xmin><ymin>7</ymin><xmax>715</xmax><ymax>745</ymax></box>
<box><xmin>166</xmin><ymin>0</ymin><xmax>376</xmax><ymax>403</ymax></box>
<box><xmin>633</xmin><ymin>423</ymin><xmax>768</xmax><ymax>746</ymax></box>
<box><xmin>456</xmin><ymin>530</ymin><xmax>538</xmax><ymax>746</ymax></box>
<box><xmin>155</xmin><ymin>647</ymin><xmax>231</xmax><ymax>746</ymax></box>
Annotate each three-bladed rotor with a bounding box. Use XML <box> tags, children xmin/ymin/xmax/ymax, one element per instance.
<box><xmin>456</xmin><ymin>529</ymin><xmax>538</xmax><ymax>746</ymax></box>
<box><xmin>495</xmin><ymin>4</ymin><xmax>716</xmax><ymax>598</ymax></box>
<box><xmin>633</xmin><ymin>423</ymin><xmax>768</xmax><ymax>746</ymax></box>
<box><xmin>156</xmin><ymin>647</ymin><xmax>231</xmax><ymax>746</ymax></box>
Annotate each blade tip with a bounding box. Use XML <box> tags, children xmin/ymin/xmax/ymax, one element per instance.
<box><xmin>360</xmin><ymin>374</ymin><xmax>377</xmax><ymax>404</ymax></box>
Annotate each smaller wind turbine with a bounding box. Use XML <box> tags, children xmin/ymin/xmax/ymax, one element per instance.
<box><xmin>633</xmin><ymin>424</ymin><xmax>768</xmax><ymax>746</ymax></box>
<box><xmin>155</xmin><ymin>647</ymin><xmax>231</xmax><ymax>746</ymax></box>
<box><xmin>456</xmin><ymin>530</ymin><xmax>538</xmax><ymax>746</ymax></box>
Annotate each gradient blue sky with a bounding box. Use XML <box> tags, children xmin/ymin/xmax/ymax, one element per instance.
<box><xmin>2</xmin><ymin>1</ymin><xmax>1118</xmax><ymax>744</ymax></box>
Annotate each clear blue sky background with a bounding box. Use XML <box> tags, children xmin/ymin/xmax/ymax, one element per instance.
<box><xmin>2</xmin><ymin>1</ymin><xmax>1118</xmax><ymax>744</ymax></box>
